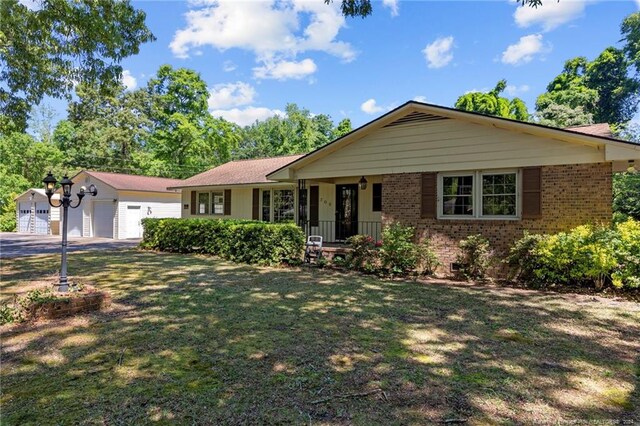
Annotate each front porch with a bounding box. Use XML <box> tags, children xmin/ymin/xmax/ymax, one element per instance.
<box><xmin>296</xmin><ymin>175</ymin><xmax>383</xmax><ymax>244</ymax></box>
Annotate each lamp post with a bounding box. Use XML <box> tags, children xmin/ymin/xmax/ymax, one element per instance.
<box><xmin>43</xmin><ymin>172</ymin><xmax>97</xmax><ymax>292</ymax></box>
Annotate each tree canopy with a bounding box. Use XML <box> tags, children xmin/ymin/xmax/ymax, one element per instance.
<box><xmin>454</xmin><ymin>80</ymin><xmax>529</xmax><ymax>121</ymax></box>
<box><xmin>329</xmin><ymin>0</ymin><xmax>547</xmax><ymax>18</ymax></box>
<box><xmin>0</xmin><ymin>0</ymin><xmax>154</xmax><ymax>133</ymax></box>
<box><xmin>534</xmin><ymin>13</ymin><xmax>640</xmax><ymax>127</ymax></box>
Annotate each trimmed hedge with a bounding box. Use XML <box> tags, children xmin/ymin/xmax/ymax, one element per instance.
<box><xmin>141</xmin><ymin>218</ymin><xmax>305</xmax><ymax>266</ymax></box>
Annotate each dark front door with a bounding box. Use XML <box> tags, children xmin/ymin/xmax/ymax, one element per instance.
<box><xmin>335</xmin><ymin>184</ymin><xmax>358</xmax><ymax>241</ymax></box>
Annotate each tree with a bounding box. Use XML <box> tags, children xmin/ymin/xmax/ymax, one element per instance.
<box><xmin>621</xmin><ymin>12</ymin><xmax>640</xmax><ymax>74</ymax></box>
<box><xmin>454</xmin><ymin>79</ymin><xmax>529</xmax><ymax>121</ymax></box>
<box><xmin>0</xmin><ymin>0</ymin><xmax>154</xmax><ymax>133</ymax></box>
<box><xmin>334</xmin><ymin>118</ymin><xmax>353</xmax><ymax>138</ymax></box>
<box><xmin>147</xmin><ymin>65</ymin><xmax>241</xmax><ymax>177</ymax></box>
<box><xmin>534</xmin><ymin>58</ymin><xmax>598</xmax><ymax>127</ymax></box>
<box><xmin>329</xmin><ymin>0</ymin><xmax>546</xmax><ymax>18</ymax></box>
<box><xmin>234</xmin><ymin>104</ymin><xmax>349</xmax><ymax>159</ymax></box>
<box><xmin>585</xmin><ymin>47</ymin><xmax>639</xmax><ymax>124</ymax></box>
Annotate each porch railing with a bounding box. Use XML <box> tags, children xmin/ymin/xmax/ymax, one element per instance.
<box><xmin>301</xmin><ymin>220</ymin><xmax>382</xmax><ymax>243</ymax></box>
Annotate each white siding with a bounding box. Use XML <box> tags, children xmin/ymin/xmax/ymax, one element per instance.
<box><xmin>116</xmin><ymin>191</ymin><xmax>181</xmax><ymax>239</ymax></box>
<box><xmin>294</xmin><ymin>119</ymin><xmax>605</xmax><ymax>180</ymax></box>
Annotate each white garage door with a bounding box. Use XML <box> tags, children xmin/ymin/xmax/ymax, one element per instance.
<box><xmin>93</xmin><ymin>202</ymin><xmax>114</xmax><ymax>238</ymax></box>
<box><xmin>66</xmin><ymin>205</ymin><xmax>83</xmax><ymax>237</ymax></box>
<box><xmin>18</xmin><ymin>202</ymin><xmax>31</xmax><ymax>233</ymax></box>
<box><xmin>125</xmin><ymin>205</ymin><xmax>142</xmax><ymax>239</ymax></box>
<box><xmin>34</xmin><ymin>202</ymin><xmax>50</xmax><ymax>234</ymax></box>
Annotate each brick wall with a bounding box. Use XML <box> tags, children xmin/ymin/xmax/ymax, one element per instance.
<box><xmin>381</xmin><ymin>163</ymin><xmax>612</xmax><ymax>276</ymax></box>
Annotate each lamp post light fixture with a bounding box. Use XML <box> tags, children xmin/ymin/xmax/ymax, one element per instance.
<box><xmin>43</xmin><ymin>172</ymin><xmax>97</xmax><ymax>292</ymax></box>
<box><xmin>358</xmin><ymin>176</ymin><xmax>368</xmax><ymax>190</ymax></box>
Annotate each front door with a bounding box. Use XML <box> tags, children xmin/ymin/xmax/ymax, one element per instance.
<box><xmin>335</xmin><ymin>184</ymin><xmax>358</xmax><ymax>241</ymax></box>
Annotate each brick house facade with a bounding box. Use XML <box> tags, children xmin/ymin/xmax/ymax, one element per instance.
<box><xmin>382</xmin><ymin>162</ymin><xmax>613</xmax><ymax>274</ymax></box>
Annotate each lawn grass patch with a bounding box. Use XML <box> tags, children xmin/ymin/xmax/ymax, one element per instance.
<box><xmin>1</xmin><ymin>249</ymin><xmax>639</xmax><ymax>424</ymax></box>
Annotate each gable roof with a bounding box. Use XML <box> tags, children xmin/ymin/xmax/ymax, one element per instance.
<box><xmin>267</xmin><ymin>101</ymin><xmax>640</xmax><ymax>180</ymax></box>
<box><xmin>168</xmin><ymin>155</ymin><xmax>304</xmax><ymax>189</ymax></box>
<box><xmin>14</xmin><ymin>188</ymin><xmax>60</xmax><ymax>201</ymax></box>
<box><xmin>565</xmin><ymin>123</ymin><xmax>614</xmax><ymax>138</ymax></box>
<box><xmin>75</xmin><ymin>171</ymin><xmax>182</xmax><ymax>193</ymax></box>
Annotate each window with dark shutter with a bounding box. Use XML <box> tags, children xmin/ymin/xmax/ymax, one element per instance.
<box><xmin>372</xmin><ymin>183</ymin><xmax>382</xmax><ymax>212</ymax></box>
<box><xmin>421</xmin><ymin>173</ymin><xmax>437</xmax><ymax>218</ymax></box>
<box><xmin>252</xmin><ymin>188</ymin><xmax>259</xmax><ymax>220</ymax></box>
<box><xmin>190</xmin><ymin>191</ymin><xmax>196</xmax><ymax>215</ymax></box>
<box><xmin>224</xmin><ymin>189</ymin><xmax>232</xmax><ymax>216</ymax></box>
<box><xmin>309</xmin><ymin>186</ymin><xmax>319</xmax><ymax>227</ymax></box>
<box><xmin>522</xmin><ymin>167</ymin><xmax>542</xmax><ymax>219</ymax></box>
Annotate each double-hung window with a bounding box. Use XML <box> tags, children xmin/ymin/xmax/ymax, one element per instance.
<box><xmin>273</xmin><ymin>189</ymin><xmax>295</xmax><ymax>223</ymax></box>
<box><xmin>438</xmin><ymin>170</ymin><xmax>519</xmax><ymax>219</ymax></box>
<box><xmin>212</xmin><ymin>192</ymin><xmax>224</xmax><ymax>215</ymax></box>
<box><xmin>262</xmin><ymin>190</ymin><xmax>271</xmax><ymax>222</ymax></box>
<box><xmin>197</xmin><ymin>192</ymin><xmax>210</xmax><ymax>215</ymax></box>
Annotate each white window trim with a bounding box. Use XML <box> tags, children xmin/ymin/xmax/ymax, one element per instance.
<box><xmin>261</xmin><ymin>188</ymin><xmax>296</xmax><ymax>223</ymax></box>
<box><xmin>195</xmin><ymin>190</ymin><xmax>225</xmax><ymax>216</ymax></box>
<box><xmin>437</xmin><ymin>170</ymin><xmax>521</xmax><ymax>220</ymax></box>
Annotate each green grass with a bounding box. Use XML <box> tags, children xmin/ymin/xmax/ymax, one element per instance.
<box><xmin>1</xmin><ymin>249</ymin><xmax>639</xmax><ymax>425</ymax></box>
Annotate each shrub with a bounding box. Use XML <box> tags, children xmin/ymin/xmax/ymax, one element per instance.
<box><xmin>416</xmin><ymin>239</ymin><xmax>440</xmax><ymax>276</ymax></box>
<box><xmin>457</xmin><ymin>235</ymin><xmax>492</xmax><ymax>280</ymax></box>
<box><xmin>380</xmin><ymin>223</ymin><xmax>418</xmax><ymax>275</ymax></box>
<box><xmin>0</xmin><ymin>303</ymin><xmax>17</xmax><ymax>325</ymax></box>
<box><xmin>141</xmin><ymin>218</ymin><xmax>305</xmax><ymax>266</ymax></box>
<box><xmin>346</xmin><ymin>234</ymin><xmax>378</xmax><ymax>272</ymax></box>
<box><xmin>506</xmin><ymin>219</ymin><xmax>640</xmax><ymax>290</ymax></box>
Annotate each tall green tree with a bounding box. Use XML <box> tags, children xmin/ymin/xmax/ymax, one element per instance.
<box><xmin>147</xmin><ymin>65</ymin><xmax>241</xmax><ymax>178</ymax></box>
<box><xmin>454</xmin><ymin>80</ymin><xmax>529</xmax><ymax>121</ymax></box>
<box><xmin>621</xmin><ymin>12</ymin><xmax>640</xmax><ymax>74</ymax></box>
<box><xmin>0</xmin><ymin>0</ymin><xmax>154</xmax><ymax>133</ymax></box>
<box><xmin>535</xmin><ymin>13</ymin><xmax>640</xmax><ymax>127</ymax></box>
<box><xmin>234</xmin><ymin>104</ymin><xmax>349</xmax><ymax>159</ymax></box>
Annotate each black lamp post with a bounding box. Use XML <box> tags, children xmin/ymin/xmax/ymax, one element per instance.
<box><xmin>43</xmin><ymin>172</ymin><xmax>97</xmax><ymax>292</ymax></box>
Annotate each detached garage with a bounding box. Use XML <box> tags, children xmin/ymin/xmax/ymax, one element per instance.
<box><xmin>60</xmin><ymin>171</ymin><xmax>182</xmax><ymax>239</ymax></box>
<box><xmin>15</xmin><ymin>189</ymin><xmax>61</xmax><ymax>235</ymax></box>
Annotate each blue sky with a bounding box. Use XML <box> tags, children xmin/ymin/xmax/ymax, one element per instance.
<box><xmin>44</xmin><ymin>0</ymin><xmax>640</xmax><ymax>128</ymax></box>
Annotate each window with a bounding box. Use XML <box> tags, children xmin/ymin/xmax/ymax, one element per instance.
<box><xmin>438</xmin><ymin>171</ymin><xmax>519</xmax><ymax>219</ymax></box>
<box><xmin>442</xmin><ymin>175</ymin><xmax>474</xmax><ymax>216</ymax></box>
<box><xmin>482</xmin><ymin>173</ymin><xmax>517</xmax><ymax>216</ymax></box>
<box><xmin>197</xmin><ymin>192</ymin><xmax>209</xmax><ymax>215</ymax></box>
<box><xmin>372</xmin><ymin>183</ymin><xmax>382</xmax><ymax>212</ymax></box>
<box><xmin>262</xmin><ymin>190</ymin><xmax>271</xmax><ymax>222</ymax></box>
<box><xmin>212</xmin><ymin>191</ymin><xmax>224</xmax><ymax>215</ymax></box>
<box><xmin>273</xmin><ymin>189</ymin><xmax>295</xmax><ymax>223</ymax></box>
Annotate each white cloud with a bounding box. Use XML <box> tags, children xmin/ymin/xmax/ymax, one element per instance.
<box><xmin>514</xmin><ymin>0</ymin><xmax>586</xmax><ymax>31</ymax></box>
<box><xmin>501</xmin><ymin>34</ymin><xmax>546</xmax><ymax>65</ymax></box>
<box><xmin>383</xmin><ymin>0</ymin><xmax>399</xmax><ymax>16</ymax></box>
<box><xmin>505</xmin><ymin>84</ymin><xmax>530</xmax><ymax>96</ymax></box>
<box><xmin>636</xmin><ymin>0</ymin><xmax>640</xmax><ymax>9</ymax></box>
<box><xmin>361</xmin><ymin>98</ymin><xmax>383</xmax><ymax>114</ymax></box>
<box><xmin>121</xmin><ymin>70</ymin><xmax>137</xmax><ymax>90</ymax></box>
<box><xmin>253</xmin><ymin>58</ymin><xmax>317</xmax><ymax>80</ymax></box>
<box><xmin>210</xmin><ymin>106</ymin><xmax>284</xmax><ymax>127</ymax></box>
<box><xmin>208</xmin><ymin>82</ymin><xmax>256</xmax><ymax>110</ymax></box>
<box><xmin>170</xmin><ymin>0</ymin><xmax>354</xmax><ymax>80</ymax></box>
<box><xmin>413</xmin><ymin>96</ymin><xmax>428</xmax><ymax>103</ymax></box>
<box><xmin>223</xmin><ymin>60</ymin><xmax>237</xmax><ymax>72</ymax></box>
<box><xmin>423</xmin><ymin>36</ymin><xmax>454</xmax><ymax>69</ymax></box>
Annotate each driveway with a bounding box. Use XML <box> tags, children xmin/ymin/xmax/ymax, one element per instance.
<box><xmin>0</xmin><ymin>233</ymin><xmax>140</xmax><ymax>259</ymax></box>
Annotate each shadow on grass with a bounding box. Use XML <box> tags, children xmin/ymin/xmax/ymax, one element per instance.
<box><xmin>1</xmin><ymin>249</ymin><xmax>639</xmax><ymax>424</ymax></box>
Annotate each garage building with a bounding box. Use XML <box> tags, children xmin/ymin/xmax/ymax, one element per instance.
<box><xmin>59</xmin><ymin>171</ymin><xmax>182</xmax><ymax>239</ymax></box>
<box><xmin>15</xmin><ymin>189</ymin><xmax>61</xmax><ymax>235</ymax></box>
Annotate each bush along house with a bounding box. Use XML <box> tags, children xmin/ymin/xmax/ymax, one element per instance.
<box><xmin>174</xmin><ymin>101</ymin><xmax>640</xmax><ymax>275</ymax></box>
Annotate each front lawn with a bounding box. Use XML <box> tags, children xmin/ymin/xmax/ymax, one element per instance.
<box><xmin>1</xmin><ymin>250</ymin><xmax>639</xmax><ymax>424</ymax></box>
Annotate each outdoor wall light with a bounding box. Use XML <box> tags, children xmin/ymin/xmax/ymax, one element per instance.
<box><xmin>42</xmin><ymin>172</ymin><xmax>97</xmax><ymax>292</ymax></box>
<box><xmin>359</xmin><ymin>176</ymin><xmax>368</xmax><ymax>190</ymax></box>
